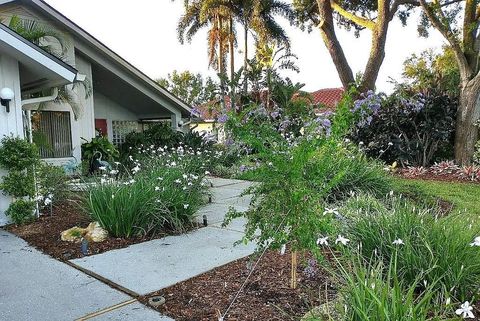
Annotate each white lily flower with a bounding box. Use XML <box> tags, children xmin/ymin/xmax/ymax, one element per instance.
<box><xmin>205</xmin><ymin>171</ymin><xmax>211</xmax><ymax>175</ymax></box>
<box><xmin>131</xmin><ymin>165</ymin><xmax>140</xmax><ymax>174</ymax></box>
<box><xmin>44</xmin><ymin>198</ymin><xmax>52</xmax><ymax>206</ymax></box>
<box><xmin>110</xmin><ymin>170</ymin><xmax>119</xmax><ymax>175</ymax></box>
<box><xmin>100</xmin><ymin>178</ymin><xmax>107</xmax><ymax>184</ymax></box>
<box><xmin>174</xmin><ymin>179</ymin><xmax>181</xmax><ymax>184</ymax></box>
<box><xmin>99</xmin><ymin>166</ymin><xmax>107</xmax><ymax>171</ymax></box>
<box><xmin>392</xmin><ymin>239</ymin><xmax>405</xmax><ymax>245</ymax></box>
<box><xmin>456</xmin><ymin>301</ymin><xmax>475</xmax><ymax>319</ymax></box>
<box><xmin>335</xmin><ymin>235</ymin><xmax>350</xmax><ymax>245</ymax></box>
<box><xmin>470</xmin><ymin>236</ymin><xmax>480</xmax><ymax>247</ymax></box>
<box><xmin>280</xmin><ymin>244</ymin><xmax>287</xmax><ymax>255</ymax></box>
<box><xmin>183</xmin><ymin>204</ymin><xmax>189</xmax><ymax>209</ymax></box>
<box><xmin>155</xmin><ymin>186</ymin><xmax>161</xmax><ymax>191</ymax></box>
<box><xmin>323</xmin><ymin>208</ymin><xmax>339</xmax><ymax>216</ymax></box>
<box><xmin>317</xmin><ymin>237</ymin><xmax>329</xmax><ymax>246</ymax></box>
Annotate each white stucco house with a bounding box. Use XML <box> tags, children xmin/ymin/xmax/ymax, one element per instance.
<box><xmin>0</xmin><ymin>0</ymin><xmax>193</xmax><ymax>225</ymax></box>
<box><xmin>0</xmin><ymin>21</ymin><xmax>79</xmax><ymax>224</ymax></box>
<box><xmin>0</xmin><ymin>0</ymin><xmax>192</xmax><ymax>166</ymax></box>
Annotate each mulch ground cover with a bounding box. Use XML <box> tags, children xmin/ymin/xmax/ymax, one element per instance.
<box><xmin>141</xmin><ymin>250</ymin><xmax>336</xmax><ymax>321</ymax></box>
<box><xmin>5</xmin><ymin>201</ymin><xmax>174</xmax><ymax>260</ymax></box>
<box><xmin>397</xmin><ymin>169</ymin><xmax>480</xmax><ymax>184</ymax></box>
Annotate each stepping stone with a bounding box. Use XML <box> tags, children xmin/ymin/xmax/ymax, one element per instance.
<box><xmin>70</xmin><ymin>227</ymin><xmax>256</xmax><ymax>295</ymax></box>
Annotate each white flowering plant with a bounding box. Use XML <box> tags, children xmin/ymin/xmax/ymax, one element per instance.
<box><xmin>80</xmin><ymin>145</ymin><xmax>210</xmax><ymax>237</ymax></box>
<box><xmin>342</xmin><ymin>194</ymin><xmax>480</xmax><ymax>303</ymax></box>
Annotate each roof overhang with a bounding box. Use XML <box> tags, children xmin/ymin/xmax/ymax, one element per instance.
<box><xmin>0</xmin><ymin>0</ymin><xmax>193</xmax><ymax>117</ymax></box>
<box><xmin>0</xmin><ymin>22</ymin><xmax>77</xmax><ymax>91</ymax></box>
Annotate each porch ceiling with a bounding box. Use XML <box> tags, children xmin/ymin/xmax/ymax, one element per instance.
<box><xmin>91</xmin><ymin>62</ymin><xmax>173</xmax><ymax>119</ymax></box>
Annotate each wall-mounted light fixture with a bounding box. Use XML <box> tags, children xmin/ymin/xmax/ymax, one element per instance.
<box><xmin>0</xmin><ymin>87</ymin><xmax>14</xmax><ymax>113</ymax></box>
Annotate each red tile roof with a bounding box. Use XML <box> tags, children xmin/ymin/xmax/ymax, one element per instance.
<box><xmin>310</xmin><ymin>88</ymin><xmax>345</xmax><ymax>110</ymax></box>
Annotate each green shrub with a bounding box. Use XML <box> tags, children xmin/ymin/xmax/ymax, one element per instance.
<box><xmin>474</xmin><ymin>140</ymin><xmax>480</xmax><ymax>165</ymax></box>
<box><xmin>0</xmin><ymin>170</ymin><xmax>35</xmax><ymax>197</ymax></box>
<box><xmin>81</xmin><ymin>136</ymin><xmax>119</xmax><ymax>163</ymax></box>
<box><xmin>343</xmin><ymin>194</ymin><xmax>480</xmax><ymax>302</ymax></box>
<box><xmin>36</xmin><ymin>162</ymin><xmax>70</xmax><ymax>204</ymax></box>
<box><xmin>6</xmin><ymin>199</ymin><xmax>36</xmax><ymax>225</ymax></box>
<box><xmin>350</xmin><ymin>90</ymin><xmax>456</xmax><ymax>167</ymax></box>
<box><xmin>0</xmin><ymin>136</ymin><xmax>39</xmax><ymax>171</ymax></box>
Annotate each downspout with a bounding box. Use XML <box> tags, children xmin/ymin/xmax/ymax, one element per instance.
<box><xmin>21</xmin><ymin>87</ymin><xmax>59</xmax><ymax>218</ymax></box>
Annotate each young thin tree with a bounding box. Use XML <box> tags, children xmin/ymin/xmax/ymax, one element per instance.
<box><xmin>418</xmin><ymin>0</ymin><xmax>479</xmax><ymax>164</ymax></box>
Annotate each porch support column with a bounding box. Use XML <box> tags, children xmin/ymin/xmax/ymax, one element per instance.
<box><xmin>171</xmin><ymin>111</ymin><xmax>187</xmax><ymax>133</ymax></box>
<box><xmin>0</xmin><ymin>55</ymin><xmax>24</xmax><ymax>226</ymax></box>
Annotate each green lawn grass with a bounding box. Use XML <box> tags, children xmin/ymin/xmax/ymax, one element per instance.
<box><xmin>394</xmin><ymin>178</ymin><xmax>480</xmax><ymax>217</ymax></box>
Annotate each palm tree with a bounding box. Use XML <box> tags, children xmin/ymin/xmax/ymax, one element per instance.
<box><xmin>233</xmin><ymin>0</ymin><xmax>294</xmax><ymax>92</ymax></box>
<box><xmin>5</xmin><ymin>15</ymin><xmax>92</xmax><ymax>119</ymax></box>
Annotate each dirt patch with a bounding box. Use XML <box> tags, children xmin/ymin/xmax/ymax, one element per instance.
<box><xmin>141</xmin><ymin>250</ymin><xmax>336</xmax><ymax>321</ymax></box>
<box><xmin>5</xmin><ymin>201</ymin><xmax>175</xmax><ymax>260</ymax></box>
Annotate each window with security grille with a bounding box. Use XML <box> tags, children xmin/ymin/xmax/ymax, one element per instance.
<box><xmin>33</xmin><ymin>111</ymin><xmax>73</xmax><ymax>159</ymax></box>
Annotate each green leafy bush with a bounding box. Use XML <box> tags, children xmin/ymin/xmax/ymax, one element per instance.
<box><xmin>474</xmin><ymin>140</ymin><xmax>480</xmax><ymax>165</ymax></box>
<box><xmin>81</xmin><ymin>136</ymin><xmax>119</xmax><ymax>163</ymax></box>
<box><xmin>343</xmin><ymin>194</ymin><xmax>480</xmax><ymax>302</ymax></box>
<box><xmin>6</xmin><ymin>199</ymin><xmax>36</xmax><ymax>225</ymax></box>
<box><xmin>0</xmin><ymin>171</ymin><xmax>35</xmax><ymax>197</ymax></box>
<box><xmin>350</xmin><ymin>90</ymin><xmax>457</xmax><ymax>167</ymax></box>
<box><xmin>36</xmin><ymin>162</ymin><xmax>70</xmax><ymax>204</ymax></box>
<box><xmin>119</xmin><ymin>123</ymin><xmax>212</xmax><ymax>161</ymax></box>
<box><xmin>0</xmin><ymin>136</ymin><xmax>39</xmax><ymax>171</ymax></box>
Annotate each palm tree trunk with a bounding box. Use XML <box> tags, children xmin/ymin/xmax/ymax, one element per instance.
<box><xmin>228</xmin><ymin>15</ymin><xmax>235</xmax><ymax>112</ymax></box>
<box><xmin>217</xmin><ymin>15</ymin><xmax>226</xmax><ymax>112</ymax></box>
<box><xmin>243</xmin><ymin>21</ymin><xmax>248</xmax><ymax>94</ymax></box>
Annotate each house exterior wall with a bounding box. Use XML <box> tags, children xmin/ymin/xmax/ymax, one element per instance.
<box><xmin>0</xmin><ymin>54</ymin><xmax>24</xmax><ymax>225</ymax></box>
<box><xmin>93</xmin><ymin>92</ymin><xmax>138</xmax><ymax>141</ymax></box>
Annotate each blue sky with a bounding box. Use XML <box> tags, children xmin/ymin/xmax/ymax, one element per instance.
<box><xmin>44</xmin><ymin>0</ymin><xmax>446</xmax><ymax>93</ymax></box>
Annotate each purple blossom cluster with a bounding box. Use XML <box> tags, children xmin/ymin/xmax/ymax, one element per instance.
<box><xmin>353</xmin><ymin>90</ymin><xmax>383</xmax><ymax>128</ymax></box>
<box><xmin>398</xmin><ymin>94</ymin><xmax>426</xmax><ymax>114</ymax></box>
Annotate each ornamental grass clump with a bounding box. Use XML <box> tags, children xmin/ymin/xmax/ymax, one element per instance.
<box><xmin>333</xmin><ymin>255</ymin><xmax>443</xmax><ymax>321</ymax></box>
<box><xmin>81</xmin><ymin>145</ymin><xmax>209</xmax><ymax>238</ymax></box>
<box><xmin>342</xmin><ymin>194</ymin><xmax>480</xmax><ymax>303</ymax></box>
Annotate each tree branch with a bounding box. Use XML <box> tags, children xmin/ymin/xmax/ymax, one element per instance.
<box><xmin>330</xmin><ymin>0</ymin><xmax>376</xmax><ymax>30</ymax></box>
<box><xmin>419</xmin><ymin>0</ymin><xmax>473</xmax><ymax>81</ymax></box>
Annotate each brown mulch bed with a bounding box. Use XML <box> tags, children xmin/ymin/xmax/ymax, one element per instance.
<box><xmin>140</xmin><ymin>250</ymin><xmax>336</xmax><ymax>321</ymax></box>
<box><xmin>5</xmin><ymin>201</ymin><xmax>171</xmax><ymax>260</ymax></box>
<box><xmin>397</xmin><ymin>170</ymin><xmax>480</xmax><ymax>184</ymax></box>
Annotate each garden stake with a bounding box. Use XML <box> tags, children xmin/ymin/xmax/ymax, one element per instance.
<box><xmin>291</xmin><ymin>251</ymin><xmax>297</xmax><ymax>289</ymax></box>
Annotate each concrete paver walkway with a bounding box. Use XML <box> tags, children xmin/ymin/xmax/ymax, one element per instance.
<box><xmin>0</xmin><ymin>230</ymin><xmax>169</xmax><ymax>321</ymax></box>
<box><xmin>0</xmin><ymin>177</ymin><xmax>254</xmax><ymax>320</ymax></box>
<box><xmin>70</xmin><ymin>177</ymin><xmax>255</xmax><ymax>295</ymax></box>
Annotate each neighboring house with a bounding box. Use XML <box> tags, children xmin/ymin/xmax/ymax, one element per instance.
<box><xmin>0</xmin><ymin>22</ymin><xmax>79</xmax><ymax>224</ymax></box>
<box><xmin>310</xmin><ymin>87</ymin><xmax>345</xmax><ymax>114</ymax></box>
<box><xmin>0</xmin><ymin>0</ymin><xmax>192</xmax><ymax>166</ymax></box>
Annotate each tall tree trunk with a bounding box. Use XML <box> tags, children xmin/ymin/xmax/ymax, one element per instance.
<box><xmin>243</xmin><ymin>22</ymin><xmax>248</xmax><ymax>94</ymax></box>
<box><xmin>217</xmin><ymin>15</ymin><xmax>226</xmax><ymax>112</ymax></box>
<box><xmin>229</xmin><ymin>16</ymin><xmax>235</xmax><ymax>82</ymax></box>
<box><xmin>316</xmin><ymin>0</ymin><xmax>355</xmax><ymax>89</ymax></box>
<box><xmin>455</xmin><ymin>75</ymin><xmax>480</xmax><ymax>165</ymax></box>
<box><xmin>228</xmin><ymin>16</ymin><xmax>235</xmax><ymax>112</ymax></box>
<box><xmin>359</xmin><ymin>2</ymin><xmax>390</xmax><ymax>92</ymax></box>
